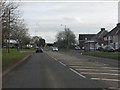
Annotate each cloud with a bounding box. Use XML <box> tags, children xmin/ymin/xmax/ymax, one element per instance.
<box><xmin>63</xmin><ymin>16</ymin><xmax>83</xmax><ymax>23</ymax></box>
<box><xmin>19</xmin><ymin>1</ymin><xmax>118</xmax><ymax>43</ymax></box>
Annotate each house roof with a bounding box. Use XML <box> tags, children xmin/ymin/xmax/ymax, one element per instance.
<box><xmin>115</xmin><ymin>25</ymin><xmax>120</xmax><ymax>35</ymax></box>
<box><xmin>79</xmin><ymin>34</ymin><xmax>96</xmax><ymax>41</ymax></box>
<box><xmin>104</xmin><ymin>23</ymin><xmax>120</xmax><ymax>37</ymax></box>
<box><xmin>85</xmin><ymin>40</ymin><xmax>96</xmax><ymax>43</ymax></box>
<box><xmin>97</xmin><ymin>28</ymin><xmax>108</xmax><ymax>38</ymax></box>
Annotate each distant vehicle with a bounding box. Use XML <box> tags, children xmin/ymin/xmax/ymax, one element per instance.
<box><xmin>75</xmin><ymin>46</ymin><xmax>81</xmax><ymax>50</ymax></box>
<box><xmin>103</xmin><ymin>45</ymin><xmax>115</xmax><ymax>52</ymax></box>
<box><xmin>36</xmin><ymin>47</ymin><xmax>43</xmax><ymax>53</ymax></box>
<box><xmin>52</xmin><ymin>47</ymin><xmax>58</xmax><ymax>51</ymax></box>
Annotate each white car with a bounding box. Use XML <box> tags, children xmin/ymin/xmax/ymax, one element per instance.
<box><xmin>75</xmin><ymin>46</ymin><xmax>81</xmax><ymax>50</ymax></box>
<box><xmin>52</xmin><ymin>47</ymin><xmax>58</xmax><ymax>51</ymax></box>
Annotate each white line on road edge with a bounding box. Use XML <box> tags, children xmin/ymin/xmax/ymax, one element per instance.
<box><xmin>69</xmin><ymin>68</ymin><xmax>86</xmax><ymax>78</ymax></box>
<box><xmin>59</xmin><ymin>61</ymin><xmax>66</xmax><ymax>67</ymax></box>
<box><xmin>91</xmin><ymin>78</ymin><xmax>120</xmax><ymax>82</ymax></box>
<box><xmin>81</xmin><ymin>72</ymin><xmax>119</xmax><ymax>76</ymax></box>
<box><xmin>53</xmin><ymin>57</ymin><xmax>58</xmax><ymax>61</ymax></box>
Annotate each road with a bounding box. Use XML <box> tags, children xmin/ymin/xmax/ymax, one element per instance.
<box><xmin>2</xmin><ymin>52</ymin><xmax>107</xmax><ymax>88</ymax></box>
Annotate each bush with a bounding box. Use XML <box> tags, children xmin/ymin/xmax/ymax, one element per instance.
<box><xmin>22</xmin><ymin>45</ymin><xmax>31</xmax><ymax>49</ymax></box>
<box><xmin>23</xmin><ymin>47</ymin><xmax>31</xmax><ymax>49</ymax></box>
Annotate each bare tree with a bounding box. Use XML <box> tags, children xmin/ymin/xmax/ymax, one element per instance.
<box><xmin>1</xmin><ymin>1</ymin><xmax>30</xmax><ymax>52</ymax></box>
<box><xmin>32</xmin><ymin>36</ymin><xmax>41</xmax><ymax>48</ymax></box>
<box><xmin>56</xmin><ymin>28</ymin><xmax>76</xmax><ymax>49</ymax></box>
<box><xmin>2</xmin><ymin>1</ymin><xmax>19</xmax><ymax>51</ymax></box>
<box><xmin>39</xmin><ymin>38</ymin><xmax>45</xmax><ymax>48</ymax></box>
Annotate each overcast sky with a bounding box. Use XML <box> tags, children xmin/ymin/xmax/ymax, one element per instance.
<box><xmin>19</xmin><ymin>0</ymin><xmax>118</xmax><ymax>43</ymax></box>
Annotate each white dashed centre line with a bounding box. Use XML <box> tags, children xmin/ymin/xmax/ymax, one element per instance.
<box><xmin>54</xmin><ymin>58</ymin><xmax>58</xmax><ymax>61</ymax></box>
<box><xmin>58</xmin><ymin>61</ymin><xmax>66</xmax><ymax>66</ymax></box>
<box><xmin>69</xmin><ymin>68</ymin><xmax>86</xmax><ymax>78</ymax></box>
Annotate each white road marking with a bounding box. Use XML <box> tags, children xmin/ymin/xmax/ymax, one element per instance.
<box><xmin>54</xmin><ymin>58</ymin><xmax>58</xmax><ymax>61</ymax></box>
<box><xmin>58</xmin><ymin>61</ymin><xmax>66</xmax><ymax>66</ymax></box>
<box><xmin>91</xmin><ymin>78</ymin><xmax>120</xmax><ymax>82</ymax></box>
<box><xmin>50</xmin><ymin>56</ymin><xmax>58</xmax><ymax>61</ymax></box>
<box><xmin>108</xmin><ymin>87</ymin><xmax>120</xmax><ymax>90</ymax></box>
<box><xmin>70</xmin><ymin>66</ymin><xmax>119</xmax><ymax>70</ymax></box>
<box><xmin>69</xmin><ymin>68</ymin><xmax>86</xmax><ymax>78</ymax></box>
<box><xmin>81</xmin><ymin>72</ymin><xmax>119</xmax><ymax>76</ymax></box>
<box><xmin>76</xmin><ymin>69</ymin><xmax>119</xmax><ymax>72</ymax></box>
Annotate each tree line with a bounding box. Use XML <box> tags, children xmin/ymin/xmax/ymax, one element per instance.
<box><xmin>1</xmin><ymin>0</ymin><xmax>31</xmax><ymax>52</ymax></box>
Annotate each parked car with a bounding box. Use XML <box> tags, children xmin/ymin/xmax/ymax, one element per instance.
<box><xmin>75</xmin><ymin>46</ymin><xmax>81</xmax><ymax>50</ymax></box>
<box><xmin>52</xmin><ymin>47</ymin><xmax>58</xmax><ymax>51</ymax></box>
<box><xmin>97</xmin><ymin>46</ymin><xmax>104</xmax><ymax>51</ymax></box>
<box><xmin>116</xmin><ymin>47</ymin><xmax>120</xmax><ymax>52</ymax></box>
<box><xmin>103</xmin><ymin>45</ymin><xmax>115</xmax><ymax>52</ymax></box>
<box><xmin>35</xmin><ymin>47</ymin><xmax>43</xmax><ymax>53</ymax></box>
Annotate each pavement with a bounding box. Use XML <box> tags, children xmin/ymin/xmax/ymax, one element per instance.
<box><xmin>2</xmin><ymin>52</ymin><xmax>108</xmax><ymax>88</ymax></box>
<box><xmin>60</xmin><ymin>50</ymin><xmax>119</xmax><ymax>67</ymax></box>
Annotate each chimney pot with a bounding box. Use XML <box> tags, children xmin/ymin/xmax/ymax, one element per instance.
<box><xmin>117</xmin><ymin>23</ymin><xmax>120</xmax><ymax>26</ymax></box>
<box><xmin>101</xmin><ymin>28</ymin><xmax>105</xmax><ymax>31</ymax></box>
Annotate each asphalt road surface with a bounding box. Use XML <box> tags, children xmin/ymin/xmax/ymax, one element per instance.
<box><xmin>2</xmin><ymin>52</ymin><xmax>107</xmax><ymax>88</ymax></box>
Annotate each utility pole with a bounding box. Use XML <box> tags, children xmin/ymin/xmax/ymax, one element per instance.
<box><xmin>6</xmin><ymin>8</ymin><xmax>10</xmax><ymax>53</ymax></box>
<box><xmin>61</xmin><ymin>24</ymin><xmax>70</xmax><ymax>49</ymax></box>
<box><xmin>7</xmin><ymin>9</ymin><xmax>10</xmax><ymax>53</ymax></box>
<box><xmin>0</xmin><ymin>2</ymin><xmax>2</xmax><ymax>49</ymax></box>
<box><xmin>67</xmin><ymin>28</ymin><xmax>70</xmax><ymax>49</ymax></box>
<box><xmin>64</xmin><ymin>25</ymin><xmax>68</xmax><ymax>48</ymax></box>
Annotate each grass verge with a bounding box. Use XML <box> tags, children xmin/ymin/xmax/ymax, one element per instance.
<box><xmin>59</xmin><ymin>48</ymin><xmax>71</xmax><ymax>52</ymax></box>
<box><xmin>2</xmin><ymin>49</ymin><xmax>27</xmax><ymax>71</ymax></box>
<box><xmin>84</xmin><ymin>51</ymin><xmax>120</xmax><ymax>60</ymax></box>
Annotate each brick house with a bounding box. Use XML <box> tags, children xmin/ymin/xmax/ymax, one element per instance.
<box><xmin>96</xmin><ymin>28</ymin><xmax>108</xmax><ymax>47</ymax></box>
<box><xmin>79</xmin><ymin>28</ymin><xmax>108</xmax><ymax>50</ymax></box>
<box><xmin>79</xmin><ymin>34</ymin><xmax>96</xmax><ymax>49</ymax></box>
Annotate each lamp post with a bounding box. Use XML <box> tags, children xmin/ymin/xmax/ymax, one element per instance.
<box><xmin>61</xmin><ymin>24</ymin><xmax>69</xmax><ymax>49</ymax></box>
<box><xmin>7</xmin><ymin>8</ymin><xmax>10</xmax><ymax>53</ymax></box>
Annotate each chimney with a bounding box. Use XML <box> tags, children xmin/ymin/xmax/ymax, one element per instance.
<box><xmin>101</xmin><ymin>28</ymin><xmax>105</xmax><ymax>31</ymax></box>
<box><xmin>117</xmin><ymin>23</ymin><xmax>120</xmax><ymax>26</ymax></box>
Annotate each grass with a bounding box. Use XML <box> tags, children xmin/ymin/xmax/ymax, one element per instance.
<box><xmin>2</xmin><ymin>49</ymin><xmax>27</xmax><ymax>71</ymax></box>
<box><xmin>84</xmin><ymin>51</ymin><xmax>120</xmax><ymax>60</ymax></box>
<box><xmin>21</xmin><ymin>48</ymin><xmax>35</xmax><ymax>51</ymax></box>
<box><xmin>59</xmin><ymin>48</ymin><xmax>71</xmax><ymax>52</ymax></box>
